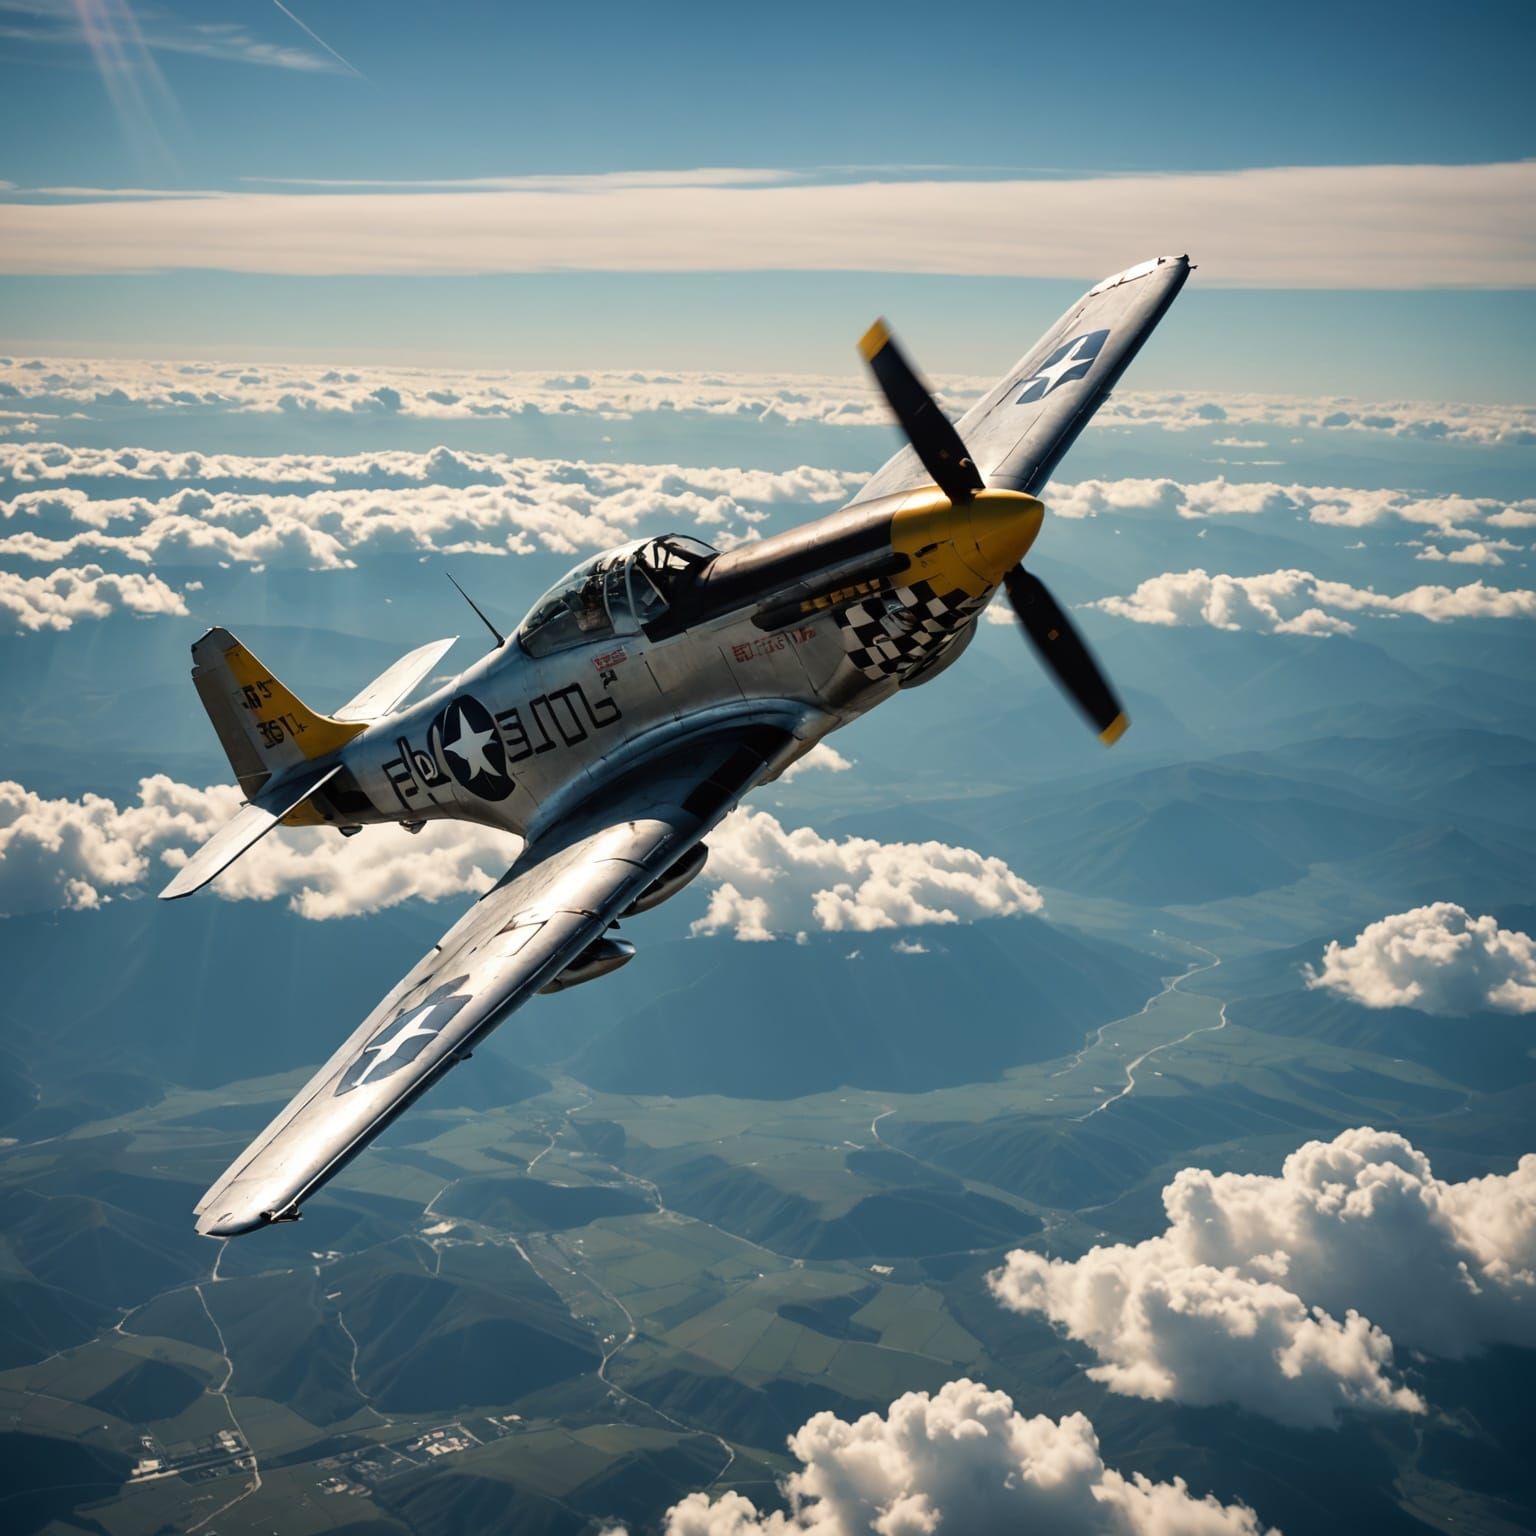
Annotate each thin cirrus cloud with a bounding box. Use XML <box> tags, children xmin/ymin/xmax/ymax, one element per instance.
<box><xmin>0</xmin><ymin>0</ymin><xmax>350</xmax><ymax>75</ymax></box>
<box><xmin>989</xmin><ymin>1127</ymin><xmax>1536</xmax><ymax>1428</ymax></box>
<box><xmin>0</xmin><ymin>161</ymin><xmax>1532</xmax><ymax>286</ymax></box>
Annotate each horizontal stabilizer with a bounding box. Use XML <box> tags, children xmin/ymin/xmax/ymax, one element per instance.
<box><xmin>159</xmin><ymin>760</ymin><xmax>345</xmax><ymax>901</ymax></box>
<box><xmin>335</xmin><ymin>636</ymin><xmax>457</xmax><ymax>722</ymax></box>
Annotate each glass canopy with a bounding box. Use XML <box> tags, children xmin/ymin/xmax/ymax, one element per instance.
<box><xmin>517</xmin><ymin>534</ymin><xmax>716</xmax><ymax>657</ymax></box>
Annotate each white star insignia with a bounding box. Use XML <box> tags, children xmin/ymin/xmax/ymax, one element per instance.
<box><xmin>1027</xmin><ymin>336</ymin><xmax>1094</xmax><ymax>396</ymax></box>
<box><xmin>353</xmin><ymin>1004</ymin><xmax>443</xmax><ymax>1086</ymax></box>
<box><xmin>445</xmin><ymin>707</ymin><xmax>501</xmax><ymax>781</ymax></box>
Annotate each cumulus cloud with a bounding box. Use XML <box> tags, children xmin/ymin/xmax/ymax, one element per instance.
<box><xmin>0</xmin><ymin>562</ymin><xmax>187</xmax><ymax>630</ymax></box>
<box><xmin>691</xmin><ymin>807</ymin><xmax>1042</xmax><ymax>941</ymax></box>
<box><xmin>1092</xmin><ymin>569</ymin><xmax>1536</xmax><ymax>636</ymax></box>
<box><xmin>617</xmin><ymin>1381</ymin><xmax>1271</xmax><ymax>1535</ymax></box>
<box><xmin>0</xmin><ymin>356</ymin><xmax>914</xmax><ymax>430</ymax></box>
<box><xmin>1049</xmin><ymin>476</ymin><xmax>1536</xmax><ymax>537</ymax></box>
<box><xmin>0</xmin><ymin>777</ymin><xmax>513</xmax><ymax>919</ymax></box>
<box><xmin>990</xmin><ymin>1128</ymin><xmax>1536</xmax><ymax>1426</ymax></box>
<box><xmin>776</xmin><ymin>742</ymin><xmax>853</xmax><ymax>782</ymax></box>
<box><xmin>1</xmin><ymin>778</ymin><xmax>1038</xmax><ymax>936</ymax></box>
<box><xmin>2</xmin><ymin>357</ymin><xmax>1532</xmax><ymax>448</ymax></box>
<box><xmin>1414</xmin><ymin>540</ymin><xmax>1513</xmax><ymax>566</ymax></box>
<box><xmin>0</xmin><ymin>160</ymin><xmax>1531</xmax><ymax>287</ymax></box>
<box><xmin>1305</xmin><ymin>903</ymin><xmax>1536</xmax><ymax>1015</ymax></box>
<box><xmin>0</xmin><ymin>450</ymin><xmax>862</xmax><ymax>570</ymax></box>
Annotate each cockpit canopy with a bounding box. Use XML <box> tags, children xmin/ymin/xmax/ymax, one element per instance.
<box><xmin>517</xmin><ymin>534</ymin><xmax>717</xmax><ymax>657</ymax></box>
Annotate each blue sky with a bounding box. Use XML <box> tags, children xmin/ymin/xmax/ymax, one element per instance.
<box><xmin>1</xmin><ymin>0</ymin><xmax>1533</xmax><ymax>394</ymax></box>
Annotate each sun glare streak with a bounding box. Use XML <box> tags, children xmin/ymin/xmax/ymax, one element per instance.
<box><xmin>70</xmin><ymin>0</ymin><xmax>179</xmax><ymax>174</ymax></box>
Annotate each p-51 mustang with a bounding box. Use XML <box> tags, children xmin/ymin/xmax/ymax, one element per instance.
<box><xmin>167</xmin><ymin>255</ymin><xmax>1190</xmax><ymax>1237</ymax></box>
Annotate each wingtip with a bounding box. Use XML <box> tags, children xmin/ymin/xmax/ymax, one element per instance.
<box><xmin>858</xmin><ymin>318</ymin><xmax>891</xmax><ymax>362</ymax></box>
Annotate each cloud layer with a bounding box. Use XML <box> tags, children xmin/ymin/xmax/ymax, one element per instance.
<box><xmin>1305</xmin><ymin>904</ymin><xmax>1536</xmax><ymax>1015</ymax></box>
<box><xmin>2</xmin><ymin>357</ymin><xmax>1533</xmax><ymax>446</ymax></box>
<box><xmin>1092</xmin><ymin>569</ymin><xmax>1536</xmax><ymax>636</ymax></box>
<box><xmin>0</xmin><ymin>778</ymin><xmax>1035</xmax><ymax>938</ymax></box>
<box><xmin>990</xmin><ymin>1128</ymin><xmax>1536</xmax><ymax>1426</ymax></box>
<box><xmin>692</xmin><ymin>807</ymin><xmax>1042</xmax><ymax>940</ymax></box>
<box><xmin>1</xmin><ymin>161</ymin><xmax>1532</xmax><ymax>286</ymax></box>
<box><xmin>633</xmin><ymin>1381</ymin><xmax>1271</xmax><ymax>1535</ymax></box>
<box><xmin>0</xmin><ymin>776</ymin><xmax>513</xmax><ymax>919</ymax></box>
<box><xmin>0</xmin><ymin>451</ymin><xmax>860</xmax><ymax>571</ymax></box>
<box><xmin>1051</xmin><ymin>476</ymin><xmax>1536</xmax><ymax>539</ymax></box>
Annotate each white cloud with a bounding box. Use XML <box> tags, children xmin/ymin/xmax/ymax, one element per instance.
<box><xmin>0</xmin><ymin>562</ymin><xmax>187</xmax><ymax>630</ymax></box>
<box><xmin>1414</xmin><ymin>540</ymin><xmax>1513</xmax><ymax>567</ymax></box>
<box><xmin>2</xmin><ymin>358</ymin><xmax>1533</xmax><ymax>448</ymax></box>
<box><xmin>1049</xmin><ymin>476</ymin><xmax>1534</xmax><ymax>536</ymax></box>
<box><xmin>0</xmin><ymin>161</ymin><xmax>1532</xmax><ymax>286</ymax></box>
<box><xmin>990</xmin><ymin>1128</ymin><xmax>1536</xmax><ymax>1426</ymax></box>
<box><xmin>0</xmin><ymin>776</ymin><xmax>513</xmax><ymax>919</ymax></box>
<box><xmin>1</xmin><ymin>779</ymin><xmax>1038</xmax><ymax>936</ymax></box>
<box><xmin>0</xmin><ymin>357</ymin><xmax>929</xmax><ymax>431</ymax></box>
<box><xmin>1092</xmin><ymin>569</ymin><xmax>1536</xmax><ymax>636</ymax></box>
<box><xmin>0</xmin><ymin>451</ymin><xmax>861</xmax><ymax>569</ymax></box>
<box><xmin>691</xmin><ymin>807</ymin><xmax>1042</xmax><ymax>940</ymax></box>
<box><xmin>776</xmin><ymin>742</ymin><xmax>853</xmax><ymax>782</ymax></box>
<box><xmin>626</xmin><ymin>1381</ymin><xmax>1271</xmax><ymax>1535</ymax></box>
<box><xmin>1099</xmin><ymin>393</ymin><xmax>1536</xmax><ymax>448</ymax></box>
<box><xmin>1305</xmin><ymin>903</ymin><xmax>1536</xmax><ymax>1015</ymax></box>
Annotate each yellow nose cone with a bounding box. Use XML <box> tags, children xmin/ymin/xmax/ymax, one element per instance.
<box><xmin>957</xmin><ymin>491</ymin><xmax>1045</xmax><ymax>583</ymax></box>
<box><xmin>889</xmin><ymin>488</ymin><xmax>1046</xmax><ymax>598</ymax></box>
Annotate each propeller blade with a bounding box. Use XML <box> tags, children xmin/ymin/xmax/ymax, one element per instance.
<box><xmin>859</xmin><ymin>319</ymin><xmax>985</xmax><ymax>505</ymax></box>
<box><xmin>1003</xmin><ymin>566</ymin><xmax>1129</xmax><ymax>745</ymax></box>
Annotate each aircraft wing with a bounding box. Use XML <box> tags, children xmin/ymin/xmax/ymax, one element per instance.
<box><xmin>194</xmin><ymin>722</ymin><xmax>797</xmax><ymax>1237</ymax></box>
<box><xmin>853</xmin><ymin>255</ymin><xmax>1190</xmax><ymax>506</ymax></box>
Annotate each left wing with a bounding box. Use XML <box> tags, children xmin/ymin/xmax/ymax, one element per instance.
<box><xmin>194</xmin><ymin>722</ymin><xmax>797</xmax><ymax>1237</ymax></box>
<box><xmin>852</xmin><ymin>255</ymin><xmax>1190</xmax><ymax>506</ymax></box>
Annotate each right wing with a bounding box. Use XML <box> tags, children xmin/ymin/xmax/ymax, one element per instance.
<box><xmin>853</xmin><ymin>255</ymin><xmax>1190</xmax><ymax>505</ymax></box>
<box><xmin>193</xmin><ymin>722</ymin><xmax>798</xmax><ymax>1237</ymax></box>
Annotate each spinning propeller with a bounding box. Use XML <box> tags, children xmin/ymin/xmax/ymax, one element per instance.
<box><xmin>859</xmin><ymin>321</ymin><xmax>1128</xmax><ymax>746</ymax></box>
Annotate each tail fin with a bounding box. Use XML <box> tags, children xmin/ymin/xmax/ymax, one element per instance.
<box><xmin>191</xmin><ymin>627</ymin><xmax>365</xmax><ymax>799</ymax></box>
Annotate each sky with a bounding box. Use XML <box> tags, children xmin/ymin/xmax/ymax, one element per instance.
<box><xmin>0</xmin><ymin>0</ymin><xmax>1533</xmax><ymax>395</ymax></box>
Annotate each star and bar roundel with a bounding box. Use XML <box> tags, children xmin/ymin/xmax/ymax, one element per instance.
<box><xmin>430</xmin><ymin>693</ymin><xmax>515</xmax><ymax>802</ymax></box>
<box><xmin>1014</xmin><ymin>328</ymin><xmax>1109</xmax><ymax>405</ymax></box>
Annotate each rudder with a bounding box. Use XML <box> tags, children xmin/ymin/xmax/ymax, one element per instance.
<box><xmin>191</xmin><ymin>627</ymin><xmax>365</xmax><ymax>798</ymax></box>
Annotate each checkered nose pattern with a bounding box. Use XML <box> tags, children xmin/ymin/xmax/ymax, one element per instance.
<box><xmin>835</xmin><ymin>579</ymin><xmax>987</xmax><ymax>681</ymax></box>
